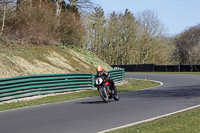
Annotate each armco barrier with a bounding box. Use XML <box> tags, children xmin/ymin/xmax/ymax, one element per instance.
<box><xmin>108</xmin><ymin>68</ymin><xmax>125</xmax><ymax>83</ymax></box>
<box><xmin>0</xmin><ymin>69</ymin><xmax>125</xmax><ymax>102</ymax></box>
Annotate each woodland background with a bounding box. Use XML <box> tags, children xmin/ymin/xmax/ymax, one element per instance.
<box><xmin>0</xmin><ymin>0</ymin><xmax>200</xmax><ymax>65</ymax></box>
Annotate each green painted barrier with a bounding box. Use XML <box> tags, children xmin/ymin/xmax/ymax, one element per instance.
<box><xmin>0</xmin><ymin>68</ymin><xmax>125</xmax><ymax>102</ymax></box>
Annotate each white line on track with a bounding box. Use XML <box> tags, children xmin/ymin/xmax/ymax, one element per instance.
<box><xmin>98</xmin><ymin>104</ymin><xmax>200</xmax><ymax>133</ymax></box>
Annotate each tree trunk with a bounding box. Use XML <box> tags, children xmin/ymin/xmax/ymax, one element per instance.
<box><xmin>56</xmin><ymin>0</ymin><xmax>62</xmax><ymax>16</ymax></box>
<box><xmin>0</xmin><ymin>0</ymin><xmax>6</xmax><ymax>37</ymax></box>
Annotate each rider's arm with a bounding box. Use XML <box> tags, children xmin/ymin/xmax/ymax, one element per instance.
<box><xmin>104</xmin><ymin>72</ymin><xmax>110</xmax><ymax>77</ymax></box>
<box><xmin>103</xmin><ymin>72</ymin><xmax>110</xmax><ymax>81</ymax></box>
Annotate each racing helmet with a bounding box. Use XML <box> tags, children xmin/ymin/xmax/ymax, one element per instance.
<box><xmin>96</xmin><ymin>66</ymin><xmax>104</xmax><ymax>76</ymax></box>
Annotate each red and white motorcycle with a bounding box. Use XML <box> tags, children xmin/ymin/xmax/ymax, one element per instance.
<box><xmin>95</xmin><ymin>76</ymin><xmax>119</xmax><ymax>103</ymax></box>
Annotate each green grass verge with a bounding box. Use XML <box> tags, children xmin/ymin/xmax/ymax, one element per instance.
<box><xmin>117</xmin><ymin>79</ymin><xmax>160</xmax><ymax>92</ymax></box>
<box><xmin>0</xmin><ymin>79</ymin><xmax>160</xmax><ymax>111</ymax></box>
<box><xmin>107</xmin><ymin>106</ymin><xmax>200</xmax><ymax>133</ymax></box>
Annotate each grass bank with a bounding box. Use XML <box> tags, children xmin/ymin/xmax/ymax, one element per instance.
<box><xmin>0</xmin><ymin>43</ymin><xmax>112</xmax><ymax>78</ymax></box>
<box><xmin>0</xmin><ymin>79</ymin><xmax>160</xmax><ymax>111</ymax></box>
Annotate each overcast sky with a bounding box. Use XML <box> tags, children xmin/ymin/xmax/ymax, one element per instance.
<box><xmin>93</xmin><ymin>0</ymin><xmax>200</xmax><ymax>36</ymax></box>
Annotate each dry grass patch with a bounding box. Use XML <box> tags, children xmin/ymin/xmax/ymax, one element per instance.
<box><xmin>46</xmin><ymin>51</ymin><xmax>75</xmax><ymax>71</ymax></box>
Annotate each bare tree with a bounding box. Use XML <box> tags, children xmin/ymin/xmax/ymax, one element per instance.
<box><xmin>174</xmin><ymin>24</ymin><xmax>200</xmax><ymax>64</ymax></box>
<box><xmin>136</xmin><ymin>10</ymin><xmax>169</xmax><ymax>64</ymax></box>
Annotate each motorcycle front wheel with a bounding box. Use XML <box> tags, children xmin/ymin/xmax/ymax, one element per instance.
<box><xmin>98</xmin><ymin>86</ymin><xmax>109</xmax><ymax>103</ymax></box>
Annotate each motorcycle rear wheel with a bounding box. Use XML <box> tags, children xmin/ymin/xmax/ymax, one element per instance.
<box><xmin>113</xmin><ymin>86</ymin><xmax>119</xmax><ymax>101</ymax></box>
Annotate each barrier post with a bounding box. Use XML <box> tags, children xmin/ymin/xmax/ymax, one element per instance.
<box><xmin>92</xmin><ymin>74</ymin><xmax>95</xmax><ymax>89</ymax></box>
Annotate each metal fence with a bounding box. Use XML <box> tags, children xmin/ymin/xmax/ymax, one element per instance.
<box><xmin>112</xmin><ymin>64</ymin><xmax>200</xmax><ymax>72</ymax></box>
<box><xmin>112</xmin><ymin>64</ymin><xmax>155</xmax><ymax>72</ymax></box>
<box><xmin>0</xmin><ymin>68</ymin><xmax>125</xmax><ymax>102</ymax></box>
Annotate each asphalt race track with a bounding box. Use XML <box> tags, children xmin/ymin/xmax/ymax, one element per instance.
<box><xmin>1</xmin><ymin>73</ymin><xmax>200</xmax><ymax>133</ymax></box>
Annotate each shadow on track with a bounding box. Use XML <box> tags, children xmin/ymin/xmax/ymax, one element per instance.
<box><xmin>124</xmin><ymin>85</ymin><xmax>200</xmax><ymax>99</ymax></box>
<box><xmin>78</xmin><ymin>101</ymin><xmax>105</xmax><ymax>104</ymax></box>
<box><xmin>77</xmin><ymin>99</ymin><xmax>118</xmax><ymax>104</ymax></box>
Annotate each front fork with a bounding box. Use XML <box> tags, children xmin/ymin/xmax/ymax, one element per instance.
<box><xmin>98</xmin><ymin>85</ymin><xmax>113</xmax><ymax>96</ymax></box>
<box><xmin>105</xmin><ymin>85</ymin><xmax>111</xmax><ymax>96</ymax></box>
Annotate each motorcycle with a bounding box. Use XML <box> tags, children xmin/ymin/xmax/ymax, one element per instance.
<box><xmin>95</xmin><ymin>76</ymin><xmax>119</xmax><ymax>103</ymax></box>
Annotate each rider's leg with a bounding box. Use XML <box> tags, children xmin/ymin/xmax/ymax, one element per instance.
<box><xmin>109</xmin><ymin>78</ymin><xmax>116</xmax><ymax>90</ymax></box>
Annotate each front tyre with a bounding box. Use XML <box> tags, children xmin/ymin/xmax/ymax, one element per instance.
<box><xmin>98</xmin><ymin>86</ymin><xmax>109</xmax><ymax>103</ymax></box>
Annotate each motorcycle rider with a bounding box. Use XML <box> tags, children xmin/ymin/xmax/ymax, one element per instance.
<box><xmin>96</xmin><ymin>66</ymin><xmax>116</xmax><ymax>91</ymax></box>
